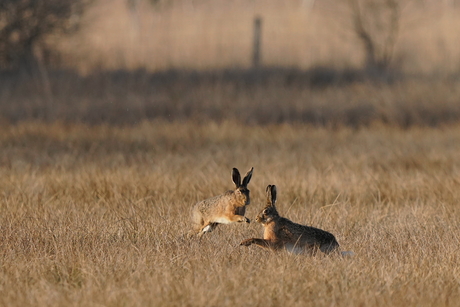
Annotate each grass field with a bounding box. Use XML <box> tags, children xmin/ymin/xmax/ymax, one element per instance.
<box><xmin>2</xmin><ymin>0</ymin><xmax>460</xmax><ymax>306</ymax></box>
<box><xmin>1</xmin><ymin>121</ymin><xmax>460</xmax><ymax>306</ymax></box>
<box><xmin>3</xmin><ymin>69</ymin><xmax>460</xmax><ymax>127</ymax></box>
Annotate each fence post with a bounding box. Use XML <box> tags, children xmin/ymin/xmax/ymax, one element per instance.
<box><xmin>252</xmin><ymin>17</ymin><xmax>262</xmax><ymax>68</ymax></box>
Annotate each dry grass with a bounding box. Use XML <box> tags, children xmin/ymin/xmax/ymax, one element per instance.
<box><xmin>3</xmin><ymin>1</ymin><xmax>459</xmax><ymax>305</ymax></box>
<box><xmin>52</xmin><ymin>0</ymin><xmax>460</xmax><ymax>74</ymax></box>
<box><xmin>3</xmin><ymin>69</ymin><xmax>460</xmax><ymax>127</ymax></box>
<box><xmin>1</xmin><ymin>121</ymin><xmax>460</xmax><ymax>306</ymax></box>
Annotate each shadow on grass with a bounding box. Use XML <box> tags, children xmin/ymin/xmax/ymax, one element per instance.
<box><xmin>1</xmin><ymin>66</ymin><xmax>459</xmax><ymax>128</ymax></box>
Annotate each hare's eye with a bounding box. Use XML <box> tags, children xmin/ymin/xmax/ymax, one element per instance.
<box><xmin>263</xmin><ymin>209</ymin><xmax>268</xmax><ymax>215</ymax></box>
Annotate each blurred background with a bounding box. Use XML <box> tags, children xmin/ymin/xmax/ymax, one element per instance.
<box><xmin>1</xmin><ymin>0</ymin><xmax>460</xmax><ymax>126</ymax></box>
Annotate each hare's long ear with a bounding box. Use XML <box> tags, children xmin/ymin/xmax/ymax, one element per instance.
<box><xmin>232</xmin><ymin>168</ymin><xmax>242</xmax><ymax>188</ymax></box>
<box><xmin>266</xmin><ymin>184</ymin><xmax>277</xmax><ymax>207</ymax></box>
<box><xmin>242</xmin><ymin>167</ymin><xmax>253</xmax><ymax>187</ymax></box>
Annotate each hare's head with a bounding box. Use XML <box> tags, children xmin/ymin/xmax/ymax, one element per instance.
<box><xmin>255</xmin><ymin>185</ymin><xmax>279</xmax><ymax>224</ymax></box>
<box><xmin>232</xmin><ymin>167</ymin><xmax>253</xmax><ymax>205</ymax></box>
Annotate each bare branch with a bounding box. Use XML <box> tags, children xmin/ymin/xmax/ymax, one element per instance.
<box><xmin>347</xmin><ymin>0</ymin><xmax>401</xmax><ymax>73</ymax></box>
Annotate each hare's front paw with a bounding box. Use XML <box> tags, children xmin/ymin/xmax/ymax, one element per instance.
<box><xmin>238</xmin><ymin>216</ymin><xmax>250</xmax><ymax>223</ymax></box>
<box><xmin>240</xmin><ymin>238</ymin><xmax>254</xmax><ymax>246</ymax></box>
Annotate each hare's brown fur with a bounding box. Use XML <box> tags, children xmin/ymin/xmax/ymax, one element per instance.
<box><xmin>190</xmin><ymin>167</ymin><xmax>253</xmax><ymax>237</ymax></box>
<box><xmin>240</xmin><ymin>185</ymin><xmax>339</xmax><ymax>255</ymax></box>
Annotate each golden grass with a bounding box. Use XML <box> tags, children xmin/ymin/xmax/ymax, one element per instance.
<box><xmin>1</xmin><ymin>121</ymin><xmax>460</xmax><ymax>306</ymax></box>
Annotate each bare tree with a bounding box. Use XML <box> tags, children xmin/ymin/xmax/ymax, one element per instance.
<box><xmin>347</xmin><ymin>0</ymin><xmax>400</xmax><ymax>74</ymax></box>
<box><xmin>0</xmin><ymin>0</ymin><xmax>90</xmax><ymax>71</ymax></box>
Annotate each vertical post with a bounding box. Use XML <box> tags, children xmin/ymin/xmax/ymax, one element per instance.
<box><xmin>252</xmin><ymin>17</ymin><xmax>262</xmax><ymax>68</ymax></box>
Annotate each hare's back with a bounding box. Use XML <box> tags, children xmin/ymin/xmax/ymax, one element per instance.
<box><xmin>303</xmin><ymin>227</ymin><xmax>339</xmax><ymax>253</ymax></box>
<box><xmin>301</xmin><ymin>225</ymin><xmax>337</xmax><ymax>244</ymax></box>
<box><xmin>194</xmin><ymin>194</ymin><xmax>226</xmax><ymax>214</ymax></box>
<box><xmin>280</xmin><ymin>219</ymin><xmax>337</xmax><ymax>245</ymax></box>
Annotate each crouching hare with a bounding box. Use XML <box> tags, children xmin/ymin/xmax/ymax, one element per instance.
<box><xmin>189</xmin><ymin>167</ymin><xmax>254</xmax><ymax>238</ymax></box>
<box><xmin>241</xmin><ymin>185</ymin><xmax>352</xmax><ymax>256</ymax></box>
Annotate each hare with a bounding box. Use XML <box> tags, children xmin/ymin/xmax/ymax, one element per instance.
<box><xmin>240</xmin><ymin>185</ymin><xmax>344</xmax><ymax>255</ymax></box>
<box><xmin>189</xmin><ymin>167</ymin><xmax>254</xmax><ymax>237</ymax></box>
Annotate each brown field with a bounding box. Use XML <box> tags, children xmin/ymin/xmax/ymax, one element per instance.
<box><xmin>2</xmin><ymin>1</ymin><xmax>460</xmax><ymax>306</ymax></box>
<box><xmin>1</xmin><ymin>121</ymin><xmax>460</xmax><ymax>306</ymax></box>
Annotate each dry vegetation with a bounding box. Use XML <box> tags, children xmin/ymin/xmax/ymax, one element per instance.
<box><xmin>2</xmin><ymin>1</ymin><xmax>460</xmax><ymax>306</ymax></box>
<box><xmin>3</xmin><ymin>69</ymin><xmax>460</xmax><ymax>127</ymax></box>
<box><xmin>3</xmin><ymin>0</ymin><xmax>460</xmax><ymax>128</ymax></box>
<box><xmin>53</xmin><ymin>0</ymin><xmax>460</xmax><ymax>74</ymax></box>
<box><xmin>1</xmin><ymin>121</ymin><xmax>460</xmax><ymax>306</ymax></box>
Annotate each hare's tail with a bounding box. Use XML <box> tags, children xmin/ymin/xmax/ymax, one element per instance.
<box><xmin>341</xmin><ymin>251</ymin><xmax>354</xmax><ymax>257</ymax></box>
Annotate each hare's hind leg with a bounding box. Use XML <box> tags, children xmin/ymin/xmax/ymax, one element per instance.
<box><xmin>189</xmin><ymin>210</ymin><xmax>206</xmax><ymax>237</ymax></box>
<box><xmin>197</xmin><ymin>222</ymin><xmax>218</xmax><ymax>238</ymax></box>
<box><xmin>320</xmin><ymin>241</ymin><xmax>340</xmax><ymax>254</ymax></box>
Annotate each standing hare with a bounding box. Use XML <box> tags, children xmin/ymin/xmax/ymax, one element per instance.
<box><xmin>189</xmin><ymin>167</ymin><xmax>254</xmax><ymax>237</ymax></box>
<box><xmin>241</xmin><ymin>185</ymin><xmax>350</xmax><ymax>256</ymax></box>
